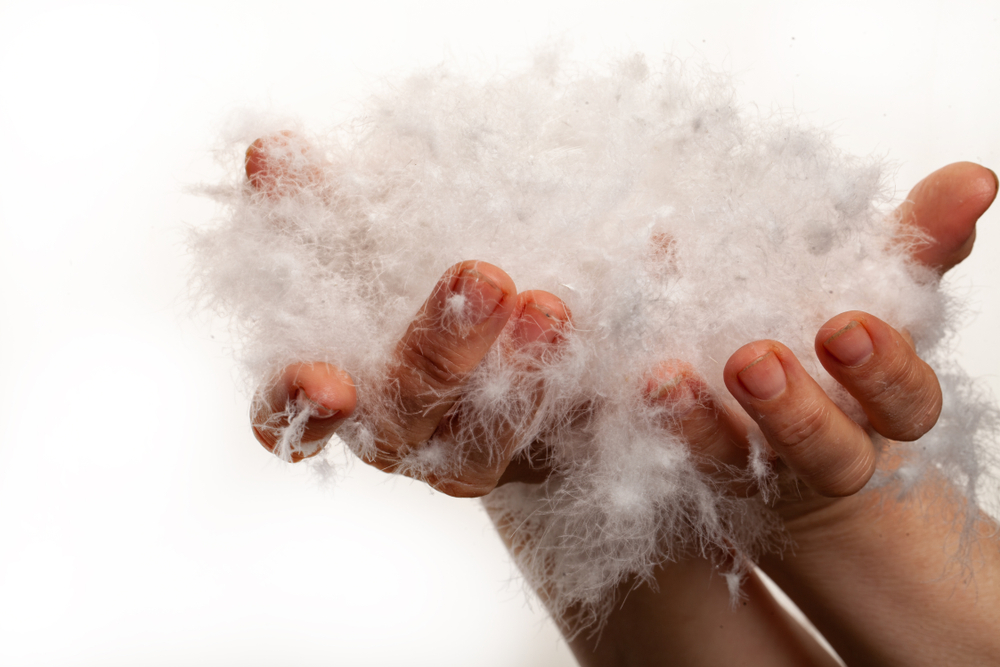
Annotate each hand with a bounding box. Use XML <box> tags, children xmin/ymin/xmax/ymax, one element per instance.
<box><xmin>644</xmin><ymin>161</ymin><xmax>996</xmax><ymax>507</ymax></box>
<box><xmin>246</xmin><ymin>132</ymin><xmax>570</xmax><ymax>493</ymax></box>
<box><xmin>724</xmin><ymin>163</ymin><xmax>998</xmax><ymax>666</ymax></box>
<box><xmin>570</xmin><ymin>162</ymin><xmax>999</xmax><ymax>667</ymax></box>
<box><xmin>245</xmin><ymin>131</ymin><xmax>999</xmax><ymax>665</ymax></box>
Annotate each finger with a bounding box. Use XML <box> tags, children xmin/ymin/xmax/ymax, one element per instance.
<box><xmin>245</xmin><ymin>130</ymin><xmax>327</xmax><ymax>197</ymax></box>
<box><xmin>645</xmin><ymin>361</ymin><xmax>757</xmax><ymax>493</ymax></box>
<box><xmin>896</xmin><ymin>162</ymin><xmax>997</xmax><ymax>274</ymax></box>
<box><xmin>506</xmin><ymin>289</ymin><xmax>572</xmax><ymax>351</ymax></box>
<box><xmin>251</xmin><ymin>362</ymin><xmax>357</xmax><ymax>462</ymax></box>
<box><xmin>368</xmin><ymin>260</ymin><xmax>517</xmax><ymax>469</ymax></box>
<box><xmin>724</xmin><ymin>342</ymin><xmax>876</xmax><ymax>497</ymax></box>
<box><xmin>816</xmin><ymin>311</ymin><xmax>941</xmax><ymax>442</ymax></box>
<box><xmin>437</xmin><ymin>290</ymin><xmax>571</xmax><ymax>494</ymax></box>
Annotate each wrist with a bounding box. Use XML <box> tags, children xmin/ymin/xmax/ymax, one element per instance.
<box><xmin>760</xmin><ymin>480</ymin><xmax>1000</xmax><ymax>666</ymax></box>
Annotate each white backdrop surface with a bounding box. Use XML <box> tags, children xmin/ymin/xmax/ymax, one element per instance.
<box><xmin>0</xmin><ymin>1</ymin><xmax>998</xmax><ymax>665</ymax></box>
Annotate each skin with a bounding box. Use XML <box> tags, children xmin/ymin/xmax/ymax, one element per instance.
<box><xmin>245</xmin><ymin>134</ymin><xmax>1000</xmax><ymax>666</ymax></box>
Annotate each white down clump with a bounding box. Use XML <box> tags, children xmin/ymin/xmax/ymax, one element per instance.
<box><xmin>191</xmin><ymin>52</ymin><xmax>998</xmax><ymax>628</ymax></box>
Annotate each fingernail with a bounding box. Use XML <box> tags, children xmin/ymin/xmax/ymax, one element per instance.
<box><xmin>824</xmin><ymin>321</ymin><xmax>874</xmax><ymax>367</ymax></box>
<box><xmin>649</xmin><ymin>374</ymin><xmax>698</xmax><ymax>415</ymax></box>
<box><xmin>294</xmin><ymin>389</ymin><xmax>339</xmax><ymax>419</ymax></box>
<box><xmin>309</xmin><ymin>404</ymin><xmax>340</xmax><ymax>419</ymax></box>
<box><xmin>446</xmin><ymin>268</ymin><xmax>504</xmax><ymax>327</ymax></box>
<box><xmin>511</xmin><ymin>302</ymin><xmax>566</xmax><ymax>346</ymax></box>
<box><xmin>738</xmin><ymin>352</ymin><xmax>786</xmax><ymax>400</ymax></box>
<box><xmin>989</xmin><ymin>168</ymin><xmax>998</xmax><ymax>193</ymax></box>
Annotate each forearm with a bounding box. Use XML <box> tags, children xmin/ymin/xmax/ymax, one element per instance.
<box><xmin>759</xmin><ymin>481</ymin><xmax>1000</xmax><ymax>667</ymax></box>
<box><xmin>568</xmin><ymin>558</ymin><xmax>841</xmax><ymax>667</ymax></box>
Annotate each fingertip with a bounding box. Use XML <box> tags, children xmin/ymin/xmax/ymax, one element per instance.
<box><xmin>645</xmin><ymin>361</ymin><xmax>701</xmax><ymax>430</ymax></box>
<box><xmin>245</xmin><ymin>131</ymin><xmax>296</xmax><ymax>191</ymax></box>
<box><xmin>285</xmin><ymin>362</ymin><xmax>358</xmax><ymax>419</ymax></box>
<box><xmin>425</xmin><ymin>261</ymin><xmax>518</xmax><ymax>339</ymax></box>
<box><xmin>251</xmin><ymin>362</ymin><xmax>356</xmax><ymax>462</ymax></box>
<box><xmin>645</xmin><ymin>359</ymin><xmax>696</xmax><ymax>398</ymax></box>
<box><xmin>724</xmin><ymin>341</ymin><xmax>788</xmax><ymax>402</ymax></box>
<box><xmin>817</xmin><ymin>311</ymin><xmax>871</xmax><ymax>360</ymax></box>
<box><xmin>449</xmin><ymin>260</ymin><xmax>517</xmax><ymax>301</ymax></box>
<box><xmin>955</xmin><ymin>161</ymin><xmax>999</xmax><ymax>205</ymax></box>
<box><xmin>816</xmin><ymin>312</ymin><xmax>942</xmax><ymax>442</ymax></box>
<box><xmin>819</xmin><ymin>318</ymin><xmax>874</xmax><ymax>368</ymax></box>
<box><xmin>510</xmin><ymin>290</ymin><xmax>571</xmax><ymax>347</ymax></box>
<box><xmin>724</xmin><ymin>340</ymin><xmax>783</xmax><ymax>374</ymax></box>
<box><xmin>244</xmin><ymin>130</ymin><xmax>325</xmax><ymax>197</ymax></box>
<box><xmin>901</xmin><ymin>161</ymin><xmax>997</xmax><ymax>272</ymax></box>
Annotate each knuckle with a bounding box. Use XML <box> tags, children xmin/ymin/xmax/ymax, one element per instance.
<box><xmin>683</xmin><ymin>412</ymin><xmax>727</xmax><ymax>448</ymax></box>
<box><xmin>819</xmin><ymin>448</ymin><xmax>876</xmax><ymax>497</ymax></box>
<box><xmin>863</xmin><ymin>355</ymin><xmax>943</xmax><ymax>440</ymax></box>
<box><xmin>874</xmin><ymin>348</ymin><xmax>924</xmax><ymax>396</ymax></box>
<box><xmin>768</xmin><ymin>400</ymin><xmax>831</xmax><ymax>450</ymax></box>
<box><xmin>684</xmin><ymin>415</ymin><xmax>751</xmax><ymax>472</ymax></box>
<box><xmin>399</xmin><ymin>336</ymin><xmax>473</xmax><ymax>393</ymax></box>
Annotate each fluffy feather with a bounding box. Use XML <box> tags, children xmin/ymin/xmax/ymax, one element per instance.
<box><xmin>190</xmin><ymin>50</ymin><xmax>998</xmax><ymax>628</ymax></box>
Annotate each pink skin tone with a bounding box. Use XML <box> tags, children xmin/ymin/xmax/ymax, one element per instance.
<box><xmin>245</xmin><ymin>133</ymin><xmax>999</xmax><ymax>666</ymax></box>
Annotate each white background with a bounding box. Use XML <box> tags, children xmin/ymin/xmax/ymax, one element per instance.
<box><xmin>1</xmin><ymin>1</ymin><xmax>998</xmax><ymax>665</ymax></box>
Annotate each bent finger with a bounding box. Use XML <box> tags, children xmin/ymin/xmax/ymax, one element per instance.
<box><xmin>816</xmin><ymin>311</ymin><xmax>941</xmax><ymax>442</ymax></box>
<box><xmin>895</xmin><ymin>161</ymin><xmax>997</xmax><ymax>274</ymax></box>
<box><xmin>251</xmin><ymin>362</ymin><xmax>357</xmax><ymax>462</ymax></box>
<box><xmin>434</xmin><ymin>290</ymin><xmax>571</xmax><ymax>495</ymax></box>
<box><xmin>368</xmin><ymin>260</ymin><xmax>517</xmax><ymax>469</ymax></box>
<box><xmin>245</xmin><ymin>130</ymin><xmax>327</xmax><ymax>197</ymax></box>
<box><xmin>724</xmin><ymin>342</ymin><xmax>876</xmax><ymax>497</ymax></box>
<box><xmin>645</xmin><ymin>362</ymin><xmax>757</xmax><ymax>494</ymax></box>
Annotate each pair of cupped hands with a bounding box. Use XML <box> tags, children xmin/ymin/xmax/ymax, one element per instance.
<box><xmin>248</xmin><ymin>133</ymin><xmax>984</xmax><ymax>504</ymax></box>
<box><xmin>245</xmin><ymin>132</ymin><xmax>1000</xmax><ymax>666</ymax></box>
